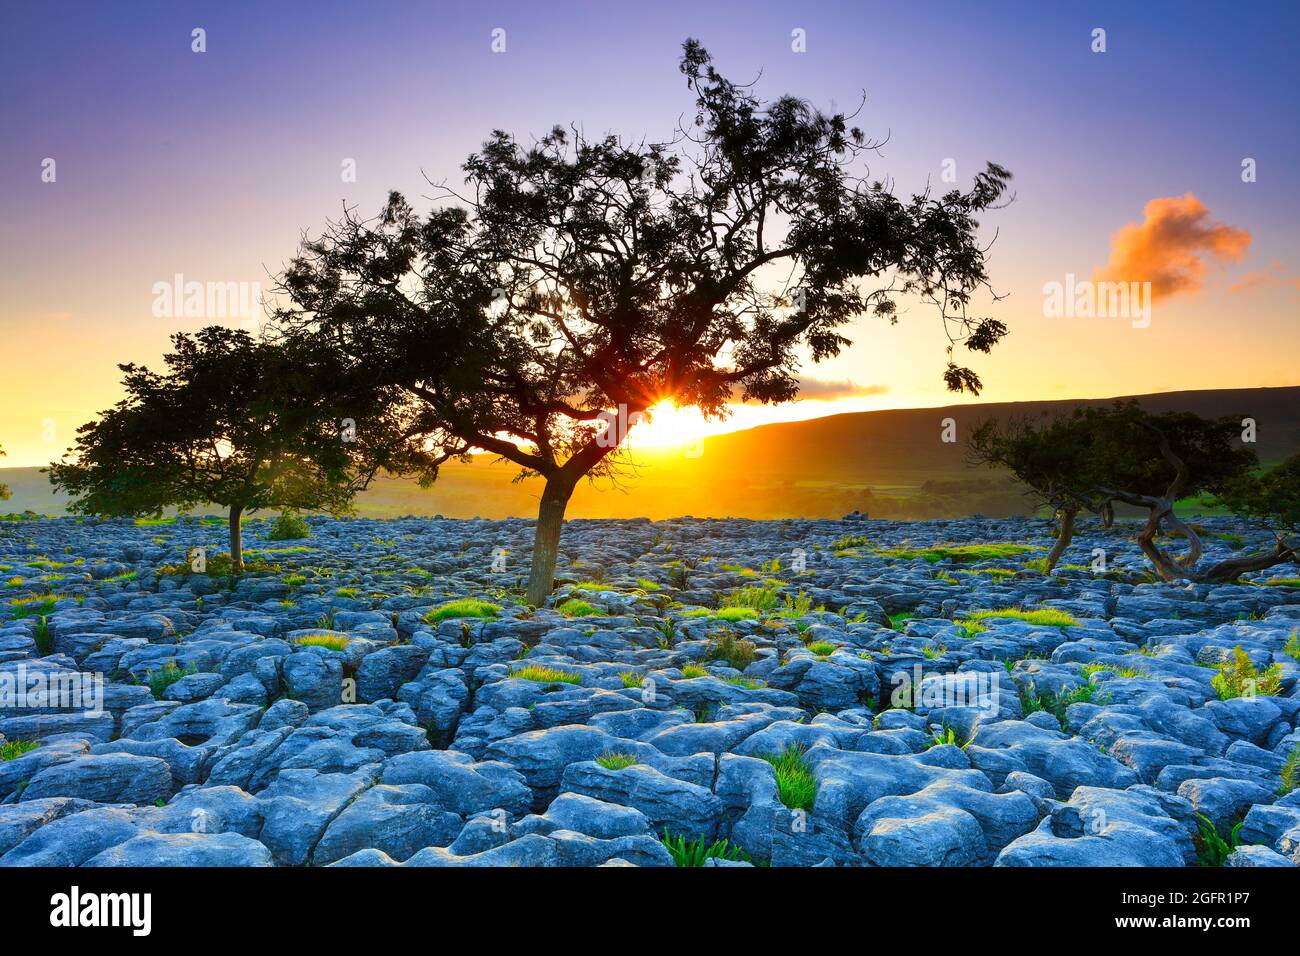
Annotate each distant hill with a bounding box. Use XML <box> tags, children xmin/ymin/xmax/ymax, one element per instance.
<box><xmin>5</xmin><ymin>385</ymin><xmax>1297</xmax><ymax>521</ymax></box>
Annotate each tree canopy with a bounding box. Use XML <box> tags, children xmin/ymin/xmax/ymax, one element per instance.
<box><xmin>970</xmin><ymin>400</ymin><xmax>1265</xmax><ymax>580</ymax></box>
<box><xmin>275</xmin><ymin>38</ymin><xmax>1014</xmax><ymax>602</ymax></box>
<box><xmin>48</xmin><ymin>326</ymin><xmax>408</xmax><ymax>569</ymax></box>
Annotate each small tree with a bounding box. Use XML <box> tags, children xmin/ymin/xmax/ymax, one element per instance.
<box><xmin>1086</xmin><ymin>402</ymin><xmax>1255</xmax><ymax>581</ymax></box>
<box><xmin>49</xmin><ymin>326</ymin><xmax>408</xmax><ymax>570</ymax></box>
<box><xmin>0</xmin><ymin>444</ymin><xmax>10</xmax><ymax>502</ymax></box>
<box><xmin>1207</xmin><ymin>454</ymin><xmax>1300</xmax><ymax>581</ymax></box>
<box><xmin>276</xmin><ymin>39</ymin><xmax>1013</xmax><ymax>604</ymax></box>
<box><xmin>967</xmin><ymin>414</ymin><xmax>1103</xmax><ymax>572</ymax></box>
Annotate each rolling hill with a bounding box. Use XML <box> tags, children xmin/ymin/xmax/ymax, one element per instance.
<box><xmin>4</xmin><ymin>385</ymin><xmax>1297</xmax><ymax>521</ymax></box>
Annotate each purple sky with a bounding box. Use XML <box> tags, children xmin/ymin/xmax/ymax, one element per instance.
<box><xmin>2</xmin><ymin>0</ymin><xmax>1298</xmax><ymax>464</ymax></box>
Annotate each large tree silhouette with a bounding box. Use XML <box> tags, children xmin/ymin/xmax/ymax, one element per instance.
<box><xmin>276</xmin><ymin>40</ymin><xmax>1013</xmax><ymax>603</ymax></box>
<box><xmin>49</xmin><ymin>327</ymin><xmax>410</xmax><ymax>570</ymax></box>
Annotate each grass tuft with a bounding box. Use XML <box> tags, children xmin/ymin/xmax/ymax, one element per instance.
<box><xmin>556</xmin><ymin>598</ymin><xmax>601</xmax><ymax>617</ymax></box>
<box><xmin>1211</xmin><ymin>645</ymin><xmax>1282</xmax><ymax>700</ymax></box>
<box><xmin>144</xmin><ymin>661</ymin><xmax>197</xmax><ymax>700</ymax></box>
<box><xmin>660</xmin><ymin>829</ymin><xmax>752</xmax><ymax>867</ymax></box>
<box><xmin>595</xmin><ymin>752</ymin><xmax>638</xmax><ymax>771</ymax></box>
<box><xmin>294</xmin><ymin>633</ymin><xmax>350</xmax><ymax>651</ymax></box>
<box><xmin>963</xmin><ymin>607</ymin><xmax>1080</xmax><ymax>628</ymax></box>
<box><xmin>0</xmin><ymin>739</ymin><xmax>39</xmax><ymax>761</ymax></box>
<box><xmin>511</xmin><ymin>664</ymin><xmax>582</xmax><ymax>685</ymax></box>
<box><xmin>760</xmin><ymin>744</ymin><xmax>817</xmax><ymax>811</ymax></box>
<box><xmin>424</xmin><ymin>599</ymin><xmax>501</xmax><ymax>623</ymax></box>
<box><xmin>704</xmin><ymin>630</ymin><xmax>756</xmax><ymax>670</ymax></box>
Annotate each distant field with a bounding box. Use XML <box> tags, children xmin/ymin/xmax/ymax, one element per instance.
<box><xmin>5</xmin><ymin>384</ymin><xmax>1296</xmax><ymax>521</ymax></box>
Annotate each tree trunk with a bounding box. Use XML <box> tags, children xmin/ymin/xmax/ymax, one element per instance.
<box><xmin>1045</xmin><ymin>507</ymin><xmax>1077</xmax><ymax>572</ymax></box>
<box><xmin>229</xmin><ymin>504</ymin><xmax>244</xmax><ymax>572</ymax></box>
<box><xmin>1201</xmin><ymin>537</ymin><xmax>1298</xmax><ymax>583</ymax></box>
<box><xmin>526</xmin><ymin>477</ymin><xmax>575</xmax><ymax>606</ymax></box>
<box><xmin>1134</xmin><ymin>498</ymin><xmax>1199</xmax><ymax>582</ymax></box>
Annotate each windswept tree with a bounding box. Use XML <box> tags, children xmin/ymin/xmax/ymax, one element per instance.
<box><xmin>967</xmin><ymin>414</ymin><xmax>1103</xmax><ymax>572</ymax></box>
<box><xmin>1207</xmin><ymin>454</ymin><xmax>1300</xmax><ymax>581</ymax></box>
<box><xmin>1088</xmin><ymin>402</ymin><xmax>1255</xmax><ymax>581</ymax></box>
<box><xmin>49</xmin><ymin>326</ymin><xmax>413</xmax><ymax>570</ymax></box>
<box><xmin>275</xmin><ymin>39</ymin><xmax>1013</xmax><ymax>603</ymax></box>
<box><xmin>0</xmin><ymin>444</ymin><xmax>9</xmax><ymax>501</ymax></box>
<box><xmin>970</xmin><ymin>401</ymin><xmax>1259</xmax><ymax>579</ymax></box>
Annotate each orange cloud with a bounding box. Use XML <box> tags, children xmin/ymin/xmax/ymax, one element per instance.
<box><xmin>1228</xmin><ymin>260</ymin><xmax>1300</xmax><ymax>295</ymax></box>
<box><xmin>1094</xmin><ymin>193</ymin><xmax>1250</xmax><ymax>301</ymax></box>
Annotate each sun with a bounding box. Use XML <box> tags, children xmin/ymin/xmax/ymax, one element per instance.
<box><xmin>626</xmin><ymin>400</ymin><xmax>710</xmax><ymax>450</ymax></box>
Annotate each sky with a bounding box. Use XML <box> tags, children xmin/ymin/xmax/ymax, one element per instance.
<box><xmin>2</xmin><ymin>0</ymin><xmax>1298</xmax><ymax>465</ymax></box>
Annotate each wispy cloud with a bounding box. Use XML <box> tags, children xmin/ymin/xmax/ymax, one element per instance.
<box><xmin>732</xmin><ymin>378</ymin><xmax>888</xmax><ymax>403</ymax></box>
<box><xmin>1228</xmin><ymin>260</ymin><xmax>1300</xmax><ymax>295</ymax></box>
<box><xmin>1094</xmin><ymin>193</ymin><xmax>1250</xmax><ymax>300</ymax></box>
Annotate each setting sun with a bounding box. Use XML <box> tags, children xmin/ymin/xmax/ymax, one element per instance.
<box><xmin>626</xmin><ymin>400</ymin><xmax>710</xmax><ymax>450</ymax></box>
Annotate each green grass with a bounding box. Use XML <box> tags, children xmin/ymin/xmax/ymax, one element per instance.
<box><xmin>556</xmin><ymin>598</ymin><xmax>601</xmax><ymax>617</ymax></box>
<box><xmin>759</xmin><ymin>744</ymin><xmax>817</xmax><ymax>811</ymax></box>
<box><xmin>704</xmin><ymin>631</ymin><xmax>757</xmax><ymax>670</ymax></box>
<box><xmin>423</xmin><ymin>599</ymin><xmax>501</xmax><ymax>623</ymax></box>
<box><xmin>510</xmin><ymin>664</ymin><xmax>582</xmax><ymax>685</ymax></box>
<box><xmin>283</xmin><ymin>574</ymin><xmax>307</xmax><ymax>587</ymax></box>
<box><xmin>9</xmin><ymin>595</ymin><xmax>58</xmax><ymax>618</ymax></box>
<box><xmin>1193</xmin><ymin>814</ymin><xmax>1244</xmax><ymax>867</ymax></box>
<box><xmin>144</xmin><ymin>661</ymin><xmax>196</xmax><ymax>700</ymax></box>
<box><xmin>832</xmin><ymin>534</ymin><xmax>870</xmax><ymax>551</ymax></box>
<box><xmin>1285</xmin><ymin>631</ymin><xmax>1300</xmax><ymax>663</ymax></box>
<box><xmin>1211</xmin><ymin>646</ymin><xmax>1282</xmax><ymax>700</ymax></box>
<box><xmin>720</xmin><ymin>584</ymin><xmax>781</xmax><ymax>614</ymax></box>
<box><xmin>680</xmin><ymin>663</ymin><xmax>709</xmax><ymax>679</ymax></box>
<box><xmin>335</xmin><ymin>587</ymin><xmax>360</xmax><ymax>598</ymax></box>
<box><xmin>1081</xmin><ymin>662</ymin><xmax>1144</xmax><ymax>679</ymax></box>
<box><xmin>618</xmin><ymin>670</ymin><xmax>643</xmax><ymax>688</ymax></box>
<box><xmin>660</xmin><ymin>829</ymin><xmax>752</xmax><ymax>867</ymax></box>
<box><xmin>956</xmin><ymin>620</ymin><xmax>987</xmax><ymax>639</ymax></box>
<box><xmin>33</xmin><ymin>616</ymin><xmax>52</xmax><ymax>655</ymax></box>
<box><xmin>715</xmin><ymin>606</ymin><xmax>759</xmax><ymax>622</ymax></box>
<box><xmin>1279</xmin><ymin>744</ymin><xmax>1299</xmax><ymax>797</ymax></box>
<box><xmin>769</xmin><ymin>591</ymin><xmax>817</xmax><ymax>620</ymax></box>
<box><xmin>959</xmin><ymin>567</ymin><xmax>1017</xmax><ymax>579</ymax></box>
<box><xmin>877</xmin><ymin>543</ymin><xmax>1042</xmax><ymax>564</ymax></box>
<box><xmin>1260</xmin><ymin>577</ymin><xmax>1300</xmax><ymax>588</ymax></box>
<box><xmin>636</xmin><ymin>578</ymin><xmax>661</xmax><ymax>592</ymax></box>
<box><xmin>293</xmin><ymin>633</ymin><xmax>350</xmax><ymax>651</ymax></box>
<box><xmin>963</xmin><ymin>607</ymin><xmax>1080</xmax><ymax>628</ymax></box>
<box><xmin>887</xmin><ymin>611</ymin><xmax>914</xmax><ymax>629</ymax></box>
<box><xmin>925</xmin><ymin>724</ymin><xmax>970</xmax><ymax>749</ymax></box>
<box><xmin>267</xmin><ymin>511</ymin><xmax>311</xmax><ymax>540</ymax></box>
<box><xmin>723</xmin><ymin>675</ymin><xmax>766</xmax><ymax>690</ymax></box>
<box><xmin>595</xmin><ymin>752</ymin><xmax>639</xmax><ymax>771</ymax></box>
<box><xmin>1018</xmin><ymin>679</ymin><xmax>1111</xmax><ymax>727</ymax></box>
<box><xmin>0</xmin><ymin>739</ymin><xmax>39</xmax><ymax>761</ymax></box>
<box><xmin>806</xmin><ymin>640</ymin><xmax>836</xmax><ymax>657</ymax></box>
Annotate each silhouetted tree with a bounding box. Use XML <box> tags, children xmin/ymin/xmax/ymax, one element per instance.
<box><xmin>1086</xmin><ymin>402</ymin><xmax>1255</xmax><ymax>581</ymax></box>
<box><xmin>0</xmin><ymin>444</ymin><xmax>10</xmax><ymax>502</ymax></box>
<box><xmin>1207</xmin><ymin>454</ymin><xmax>1300</xmax><ymax>581</ymax></box>
<box><xmin>275</xmin><ymin>39</ymin><xmax>1013</xmax><ymax>603</ymax></box>
<box><xmin>49</xmin><ymin>327</ymin><xmax>410</xmax><ymax>570</ymax></box>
